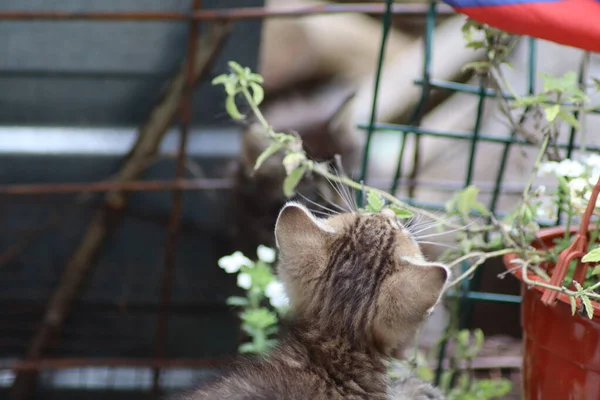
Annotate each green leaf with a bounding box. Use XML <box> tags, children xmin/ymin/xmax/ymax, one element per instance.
<box><xmin>228</xmin><ymin>61</ymin><xmax>245</xmax><ymax>75</ymax></box>
<box><xmin>454</xmin><ymin>185</ymin><xmax>489</xmax><ymax>216</ymax></box>
<box><xmin>282</xmin><ymin>152</ymin><xmax>305</xmax><ymax>175</ymax></box>
<box><xmin>569</xmin><ymin>296</ymin><xmax>577</xmax><ymax>315</ymax></box>
<box><xmin>581</xmin><ymin>294</ymin><xmax>594</xmax><ymax>320</ymax></box>
<box><xmin>591</xmin><ymin>266</ymin><xmax>600</xmax><ymax>276</ymax></box>
<box><xmin>249</xmin><ymin>72</ymin><xmax>264</xmax><ymax>84</ymax></box>
<box><xmin>544</xmin><ymin>104</ymin><xmax>560</xmax><ymax>122</ymax></box>
<box><xmin>365</xmin><ymin>191</ymin><xmax>385</xmax><ymax>213</ymax></box>
<box><xmin>224</xmin><ymin>79</ymin><xmax>238</xmax><ymax>96</ymax></box>
<box><xmin>573</xmin><ymin>281</ymin><xmax>584</xmax><ymax>292</ymax></box>
<box><xmin>389</xmin><ymin>205</ymin><xmax>414</xmax><ymax>219</ymax></box>
<box><xmin>211</xmin><ymin>74</ymin><xmax>231</xmax><ymax>85</ymax></box>
<box><xmin>416</xmin><ymin>365</ymin><xmax>434</xmax><ymax>383</ymax></box>
<box><xmin>462</xmin><ymin>61</ymin><xmax>491</xmax><ymax>73</ymax></box>
<box><xmin>558</xmin><ymin>110</ymin><xmax>579</xmax><ymax>129</ymax></box>
<box><xmin>226</xmin><ymin>296</ymin><xmax>249</xmax><ymax>307</ymax></box>
<box><xmin>473</xmin><ymin>328</ymin><xmax>484</xmax><ymax>354</ymax></box>
<box><xmin>457</xmin><ymin>329</ymin><xmax>470</xmax><ymax>350</ymax></box>
<box><xmin>226</xmin><ymin>95</ymin><xmax>245</xmax><ymax>120</ymax></box>
<box><xmin>249</xmin><ymin>82</ymin><xmax>265</xmax><ymax>106</ymax></box>
<box><xmin>238</xmin><ymin>342</ymin><xmax>257</xmax><ymax>353</ymax></box>
<box><xmin>254</xmin><ymin>142</ymin><xmax>283</xmax><ymax>171</ymax></box>
<box><xmin>466</xmin><ymin>40</ymin><xmax>484</xmax><ymax>49</ymax></box>
<box><xmin>248</xmin><ymin>262</ymin><xmax>275</xmax><ymax>290</ymax></box>
<box><xmin>470</xmin><ymin>379</ymin><xmax>512</xmax><ymax>397</ymax></box>
<box><xmin>512</xmin><ymin>94</ymin><xmax>549</xmax><ymax>107</ymax></box>
<box><xmin>582</xmin><ymin>247</ymin><xmax>600</xmax><ymax>263</ymax></box>
<box><xmin>541</xmin><ymin>71</ymin><xmax>578</xmax><ymax>94</ymax></box>
<box><xmin>283</xmin><ymin>166</ymin><xmax>306</xmax><ymax>197</ymax></box>
<box><xmin>240</xmin><ymin>308</ymin><xmax>278</xmax><ymax>329</ymax></box>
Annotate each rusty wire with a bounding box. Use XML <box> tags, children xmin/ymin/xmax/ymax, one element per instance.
<box><xmin>152</xmin><ymin>0</ymin><xmax>203</xmax><ymax>394</ymax></box>
<box><xmin>0</xmin><ymin>4</ymin><xmax>453</xmax><ymax>22</ymax></box>
<box><xmin>0</xmin><ymin>0</ymin><xmax>453</xmax><ymax>384</ymax></box>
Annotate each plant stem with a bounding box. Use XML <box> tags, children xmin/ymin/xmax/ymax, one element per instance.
<box><xmin>446</xmin><ymin>248</ymin><xmax>517</xmax><ymax>288</ymax></box>
<box><xmin>242</xmin><ymin>89</ymin><xmax>274</xmax><ymax>139</ymax></box>
<box><xmin>240</xmin><ymin>86</ymin><xmax>491</xmax><ymax>235</ymax></box>
<box><xmin>580</xmin><ymin>52</ymin><xmax>590</xmax><ymax>153</ymax></box>
<box><xmin>520</xmin><ymin>261</ymin><xmax>600</xmax><ymax>301</ymax></box>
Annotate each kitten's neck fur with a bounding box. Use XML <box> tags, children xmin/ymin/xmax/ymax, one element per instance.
<box><xmin>184</xmin><ymin>319</ymin><xmax>389</xmax><ymax>400</ymax></box>
<box><xmin>279</xmin><ymin>318</ymin><xmax>388</xmax><ymax>395</ymax></box>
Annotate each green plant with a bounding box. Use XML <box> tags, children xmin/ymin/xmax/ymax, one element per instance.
<box><xmin>441</xmin><ymin>19</ymin><xmax>600</xmax><ymax>317</ymax></box>
<box><xmin>218</xmin><ymin>245</ymin><xmax>288</xmax><ymax>354</ymax></box>
<box><xmin>394</xmin><ymin>329</ymin><xmax>511</xmax><ymax>399</ymax></box>
<box><xmin>212</xmin><ymin>48</ymin><xmax>597</xmax><ymax>393</ymax></box>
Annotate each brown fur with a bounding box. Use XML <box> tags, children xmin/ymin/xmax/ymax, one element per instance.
<box><xmin>182</xmin><ymin>204</ymin><xmax>448</xmax><ymax>399</ymax></box>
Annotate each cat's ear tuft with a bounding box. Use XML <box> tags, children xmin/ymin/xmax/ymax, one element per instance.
<box><xmin>275</xmin><ymin>202</ymin><xmax>333</xmax><ymax>253</ymax></box>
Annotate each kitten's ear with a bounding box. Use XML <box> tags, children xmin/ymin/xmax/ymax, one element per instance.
<box><xmin>275</xmin><ymin>202</ymin><xmax>333</xmax><ymax>253</ymax></box>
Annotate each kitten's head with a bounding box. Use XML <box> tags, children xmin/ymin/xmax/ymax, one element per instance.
<box><xmin>274</xmin><ymin>202</ymin><xmax>449</xmax><ymax>355</ymax></box>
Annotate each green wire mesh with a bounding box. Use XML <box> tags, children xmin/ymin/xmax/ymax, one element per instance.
<box><xmin>356</xmin><ymin>0</ymin><xmax>594</xmax><ymax>383</ymax></box>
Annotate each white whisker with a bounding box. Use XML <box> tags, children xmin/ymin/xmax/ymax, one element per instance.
<box><xmin>297</xmin><ymin>193</ymin><xmax>340</xmax><ymax>215</ymax></box>
<box><xmin>417</xmin><ymin>240</ymin><xmax>459</xmax><ymax>250</ymax></box>
<box><xmin>415</xmin><ymin>220</ymin><xmax>477</xmax><ymax>239</ymax></box>
<box><xmin>316</xmin><ymin>189</ymin><xmax>348</xmax><ymax>213</ymax></box>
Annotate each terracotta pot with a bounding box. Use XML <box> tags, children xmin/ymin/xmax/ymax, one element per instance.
<box><xmin>503</xmin><ymin>226</ymin><xmax>600</xmax><ymax>400</ymax></box>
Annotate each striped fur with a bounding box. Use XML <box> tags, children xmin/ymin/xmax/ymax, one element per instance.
<box><xmin>183</xmin><ymin>203</ymin><xmax>448</xmax><ymax>399</ymax></box>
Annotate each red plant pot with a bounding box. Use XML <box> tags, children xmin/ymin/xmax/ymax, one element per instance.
<box><xmin>504</xmin><ymin>226</ymin><xmax>600</xmax><ymax>400</ymax></box>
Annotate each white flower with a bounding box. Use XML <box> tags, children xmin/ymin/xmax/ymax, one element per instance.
<box><xmin>257</xmin><ymin>245</ymin><xmax>276</xmax><ymax>263</ymax></box>
<box><xmin>535</xmin><ymin>197</ymin><xmax>557</xmax><ymax>220</ymax></box>
<box><xmin>218</xmin><ymin>251</ymin><xmax>252</xmax><ymax>274</ymax></box>
<box><xmin>265</xmin><ymin>281</ymin><xmax>289</xmax><ymax>310</ymax></box>
<box><xmin>581</xmin><ymin>153</ymin><xmax>600</xmax><ymax>169</ymax></box>
<box><xmin>237</xmin><ymin>272</ymin><xmax>252</xmax><ymax>290</ymax></box>
<box><xmin>537</xmin><ymin>162</ymin><xmax>557</xmax><ymax>177</ymax></box>
<box><xmin>554</xmin><ymin>159</ymin><xmax>585</xmax><ymax>178</ymax></box>
<box><xmin>583</xmin><ymin>190</ymin><xmax>600</xmax><ymax>209</ymax></box>
<box><xmin>568</xmin><ymin>177</ymin><xmax>589</xmax><ymax>194</ymax></box>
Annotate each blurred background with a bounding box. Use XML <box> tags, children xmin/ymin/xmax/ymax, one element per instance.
<box><xmin>0</xmin><ymin>1</ymin><xmax>599</xmax><ymax>399</ymax></box>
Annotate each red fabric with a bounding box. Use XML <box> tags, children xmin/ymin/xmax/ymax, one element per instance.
<box><xmin>455</xmin><ymin>0</ymin><xmax>600</xmax><ymax>52</ymax></box>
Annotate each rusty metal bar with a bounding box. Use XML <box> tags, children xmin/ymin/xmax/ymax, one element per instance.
<box><xmin>0</xmin><ymin>357</ymin><xmax>232</xmax><ymax>371</ymax></box>
<box><xmin>0</xmin><ymin>4</ymin><xmax>453</xmax><ymax>21</ymax></box>
<box><xmin>0</xmin><ymin>179</ymin><xmax>233</xmax><ymax>195</ymax></box>
<box><xmin>0</xmin><ymin>354</ymin><xmax>520</xmax><ymax>372</ymax></box>
<box><xmin>152</xmin><ymin>0</ymin><xmax>203</xmax><ymax>394</ymax></box>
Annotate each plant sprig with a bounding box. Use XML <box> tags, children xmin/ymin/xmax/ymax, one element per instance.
<box><xmin>213</xmin><ymin>58</ymin><xmax>600</xmax><ymax>319</ymax></box>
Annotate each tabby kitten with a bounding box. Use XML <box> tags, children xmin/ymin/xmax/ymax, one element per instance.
<box><xmin>182</xmin><ymin>203</ymin><xmax>449</xmax><ymax>399</ymax></box>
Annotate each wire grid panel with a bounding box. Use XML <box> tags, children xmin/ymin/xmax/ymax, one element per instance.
<box><xmin>356</xmin><ymin>0</ymin><xmax>600</xmax><ymax>372</ymax></box>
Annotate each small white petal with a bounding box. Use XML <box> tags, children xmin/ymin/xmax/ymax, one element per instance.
<box><xmin>555</xmin><ymin>159</ymin><xmax>585</xmax><ymax>178</ymax></box>
<box><xmin>265</xmin><ymin>281</ymin><xmax>289</xmax><ymax>310</ymax></box>
<box><xmin>218</xmin><ymin>251</ymin><xmax>251</xmax><ymax>274</ymax></box>
<box><xmin>568</xmin><ymin>178</ymin><xmax>588</xmax><ymax>194</ymax></box>
<box><xmin>257</xmin><ymin>245</ymin><xmax>276</xmax><ymax>263</ymax></box>
<box><xmin>237</xmin><ymin>273</ymin><xmax>252</xmax><ymax>290</ymax></box>
<box><xmin>538</xmin><ymin>162</ymin><xmax>557</xmax><ymax>177</ymax></box>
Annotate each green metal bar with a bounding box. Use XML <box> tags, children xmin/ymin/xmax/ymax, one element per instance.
<box><xmin>415</xmin><ymin>78</ymin><xmax>503</xmax><ymax>98</ymax></box>
<box><xmin>390</xmin><ymin>2</ymin><xmax>437</xmax><ymax>196</ymax></box>
<box><xmin>464</xmin><ymin>79</ymin><xmax>487</xmax><ymax>185</ymax></box>
<box><xmin>413</xmin><ymin>78</ymin><xmax>600</xmax><ymax>113</ymax></box>
<box><xmin>359</xmin><ymin>0</ymin><xmax>394</xmax><ymax>197</ymax></box>
<box><xmin>446</xmin><ymin>291</ymin><xmax>521</xmax><ymax>303</ymax></box>
<box><xmin>357</xmin><ymin>123</ymin><xmax>600</xmax><ymax>151</ymax></box>
<box><xmin>557</xmin><ymin>52</ymin><xmax>588</xmax><ymax>223</ymax></box>
<box><xmin>489</xmin><ymin>38</ymin><xmax>537</xmax><ymax>213</ymax></box>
